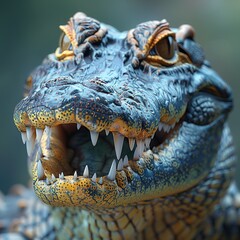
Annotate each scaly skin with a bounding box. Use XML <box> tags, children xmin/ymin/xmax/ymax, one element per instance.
<box><xmin>1</xmin><ymin>12</ymin><xmax>239</xmax><ymax>239</ymax></box>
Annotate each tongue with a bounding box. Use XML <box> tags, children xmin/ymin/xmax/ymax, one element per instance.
<box><xmin>68</xmin><ymin>131</ymin><xmax>116</xmax><ymax>177</ymax></box>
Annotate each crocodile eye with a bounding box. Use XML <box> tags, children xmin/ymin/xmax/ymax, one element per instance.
<box><xmin>59</xmin><ymin>33</ymin><xmax>72</xmax><ymax>52</ymax></box>
<box><xmin>154</xmin><ymin>36</ymin><xmax>176</xmax><ymax>60</ymax></box>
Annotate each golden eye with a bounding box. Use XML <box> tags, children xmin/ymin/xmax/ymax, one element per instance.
<box><xmin>154</xmin><ymin>36</ymin><xmax>176</xmax><ymax>60</ymax></box>
<box><xmin>59</xmin><ymin>33</ymin><xmax>72</xmax><ymax>53</ymax></box>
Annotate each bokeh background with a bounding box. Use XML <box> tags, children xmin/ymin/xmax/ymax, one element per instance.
<box><xmin>0</xmin><ymin>0</ymin><xmax>239</xmax><ymax>193</ymax></box>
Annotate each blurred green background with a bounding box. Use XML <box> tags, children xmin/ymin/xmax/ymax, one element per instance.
<box><xmin>0</xmin><ymin>0</ymin><xmax>239</xmax><ymax>193</ymax></box>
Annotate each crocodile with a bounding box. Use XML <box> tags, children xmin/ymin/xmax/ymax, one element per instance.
<box><xmin>1</xmin><ymin>12</ymin><xmax>239</xmax><ymax>239</ymax></box>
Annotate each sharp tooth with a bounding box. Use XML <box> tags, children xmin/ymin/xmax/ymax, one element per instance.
<box><xmin>144</xmin><ymin>138</ymin><xmax>151</xmax><ymax>149</ymax></box>
<box><xmin>51</xmin><ymin>174</ymin><xmax>56</xmax><ymax>182</ymax></box>
<box><xmin>21</xmin><ymin>132</ymin><xmax>27</xmax><ymax>144</ymax></box>
<box><xmin>117</xmin><ymin>159</ymin><xmax>123</xmax><ymax>171</ymax></box>
<box><xmin>26</xmin><ymin>127</ymin><xmax>33</xmax><ymax>141</ymax></box>
<box><xmin>134</xmin><ymin>140</ymin><xmax>144</xmax><ymax>159</ymax></box>
<box><xmin>123</xmin><ymin>155</ymin><xmax>129</xmax><ymax>166</ymax></box>
<box><xmin>128</xmin><ymin>138</ymin><xmax>135</xmax><ymax>151</ymax></box>
<box><xmin>26</xmin><ymin>138</ymin><xmax>35</xmax><ymax>156</ymax></box>
<box><xmin>158</xmin><ymin>123</ymin><xmax>163</xmax><ymax>132</ymax></box>
<box><xmin>77</xmin><ymin>123</ymin><xmax>81</xmax><ymax>130</ymax></box>
<box><xmin>37</xmin><ymin>161</ymin><xmax>45</xmax><ymax>180</ymax></box>
<box><xmin>105</xmin><ymin>129</ymin><xmax>109</xmax><ymax>136</ymax></box>
<box><xmin>166</xmin><ymin>127</ymin><xmax>171</xmax><ymax>133</ymax></box>
<box><xmin>90</xmin><ymin>131</ymin><xmax>99</xmax><ymax>146</ymax></box>
<box><xmin>36</xmin><ymin>129</ymin><xmax>43</xmax><ymax>142</ymax></box>
<box><xmin>73</xmin><ymin>171</ymin><xmax>78</xmax><ymax>180</ymax></box>
<box><xmin>46</xmin><ymin>178</ymin><xmax>50</xmax><ymax>185</ymax></box>
<box><xmin>91</xmin><ymin>173</ymin><xmax>97</xmax><ymax>182</ymax></box>
<box><xmin>139</xmin><ymin>140</ymin><xmax>145</xmax><ymax>153</ymax></box>
<box><xmin>133</xmin><ymin>148</ymin><xmax>139</xmax><ymax>159</ymax></box>
<box><xmin>113</xmin><ymin>133</ymin><xmax>124</xmax><ymax>160</ymax></box>
<box><xmin>83</xmin><ymin>165</ymin><xmax>89</xmax><ymax>178</ymax></box>
<box><xmin>45</xmin><ymin>126</ymin><xmax>52</xmax><ymax>149</ymax></box>
<box><xmin>162</xmin><ymin>123</ymin><xmax>170</xmax><ymax>133</ymax></box>
<box><xmin>107</xmin><ymin>160</ymin><xmax>117</xmax><ymax>181</ymax></box>
<box><xmin>59</xmin><ymin>172</ymin><xmax>64</xmax><ymax>180</ymax></box>
<box><xmin>98</xmin><ymin>177</ymin><xmax>103</xmax><ymax>184</ymax></box>
<box><xmin>36</xmin><ymin>147</ymin><xmax>42</xmax><ymax>161</ymax></box>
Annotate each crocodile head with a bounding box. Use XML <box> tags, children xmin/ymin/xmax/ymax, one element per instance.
<box><xmin>14</xmin><ymin>13</ymin><xmax>233</xmax><ymax>208</ymax></box>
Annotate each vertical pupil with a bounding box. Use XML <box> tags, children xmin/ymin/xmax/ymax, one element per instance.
<box><xmin>167</xmin><ymin>37</ymin><xmax>173</xmax><ymax>56</ymax></box>
<box><xmin>155</xmin><ymin>36</ymin><xmax>175</xmax><ymax>60</ymax></box>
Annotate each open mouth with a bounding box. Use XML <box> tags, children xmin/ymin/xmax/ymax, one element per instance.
<box><xmin>20</xmin><ymin>120</ymin><xmax>179</xmax><ymax>186</ymax></box>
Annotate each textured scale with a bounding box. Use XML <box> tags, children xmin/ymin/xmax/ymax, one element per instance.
<box><xmin>1</xmin><ymin>12</ymin><xmax>240</xmax><ymax>240</ymax></box>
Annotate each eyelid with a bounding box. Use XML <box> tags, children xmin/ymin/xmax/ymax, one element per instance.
<box><xmin>145</xmin><ymin>33</ymin><xmax>179</xmax><ymax>66</ymax></box>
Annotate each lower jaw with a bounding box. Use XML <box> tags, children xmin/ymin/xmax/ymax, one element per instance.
<box><xmin>32</xmin><ymin>147</ymin><xmax>161</xmax><ymax>207</ymax></box>
<box><xmin>28</xmin><ymin>121</ymin><xmax>182</xmax><ymax>207</ymax></box>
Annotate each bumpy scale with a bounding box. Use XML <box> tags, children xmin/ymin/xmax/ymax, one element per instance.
<box><xmin>1</xmin><ymin>12</ymin><xmax>240</xmax><ymax>240</ymax></box>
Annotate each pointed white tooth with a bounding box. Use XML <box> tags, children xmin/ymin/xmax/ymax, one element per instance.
<box><xmin>83</xmin><ymin>165</ymin><xmax>89</xmax><ymax>178</ymax></box>
<box><xmin>59</xmin><ymin>172</ymin><xmax>64</xmax><ymax>180</ymax></box>
<box><xmin>21</xmin><ymin>132</ymin><xmax>27</xmax><ymax>144</ymax></box>
<box><xmin>90</xmin><ymin>131</ymin><xmax>99</xmax><ymax>146</ymax></box>
<box><xmin>113</xmin><ymin>133</ymin><xmax>124</xmax><ymax>160</ymax></box>
<box><xmin>158</xmin><ymin>123</ymin><xmax>163</xmax><ymax>132</ymax></box>
<box><xmin>165</xmin><ymin>126</ymin><xmax>170</xmax><ymax>133</ymax></box>
<box><xmin>26</xmin><ymin>127</ymin><xmax>33</xmax><ymax>141</ymax></box>
<box><xmin>171</xmin><ymin>123</ymin><xmax>176</xmax><ymax>129</ymax></box>
<box><xmin>133</xmin><ymin>140</ymin><xmax>144</xmax><ymax>159</ymax></box>
<box><xmin>162</xmin><ymin>123</ymin><xmax>170</xmax><ymax>133</ymax></box>
<box><xmin>123</xmin><ymin>155</ymin><xmax>128</xmax><ymax>166</ymax></box>
<box><xmin>133</xmin><ymin>148</ymin><xmax>139</xmax><ymax>159</ymax></box>
<box><xmin>107</xmin><ymin>160</ymin><xmax>117</xmax><ymax>181</ymax></box>
<box><xmin>98</xmin><ymin>177</ymin><xmax>103</xmax><ymax>184</ymax></box>
<box><xmin>45</xmin><ymin>126</ymin><xmax>52</xmax><ymax>149</ymax></box>
<box><xmin>36</xmin><ymin>128</ymin><xmax>43</xmax><ymax>142</ymax></box>
<box><xmin>140</xmin><ymin>143</ymin><xmax>144</xmax><ymax>154</ymax></box>
<box><xmin>117</xmin><ymin>159</ymin><xmax>123</xmax><ymax>171</ymax></box>
<box><xmin>77</xmin><ymin>123</ymin><xmax>81</xmax><ymax>130</ymax></box>
<box><xmin>144</xmin><ymin>138</ymin><xmax>151</xmax><ymax>149</ymax></box>
<box><xmin>51</xmin><ymin>174</ymin><xmax>56</xmax><ymax>182</ymax></box>
<box><xmin>36</xmin><ymin>147</ymin><xmax>42</xmax><ymax>161</ymax></box>
<box><xmin>73</xmin><ymin>171</ymin><xmax>78</xmax><ymax>180</ymax></box>
<box><xmin>105</xmin><ymin>129</ymin><xmax>109</xmax><ymax>136</ymax></box>
<box><xmin>151</xmin><ymin>133</ymin><xmax>155</xmax><ymax>139</ymax></box>
<box><xmin>46</xmin><ymin>178</ymin><xmax>50</xmax><ymax>185</ymax></box>
<box><xmin>91</xmin><ymin>173</ymin><xmax>97</xmax><ymax>182</ymax></box>
<box><xmin>128</xmin><ymin>138</ymin><xmax>135</xmax><ymax>151</ymax></box>
<box><xmin>137</xmin><ymin>140</ymin><xmax>145</xmax><ymax>156</ymax></box>
<box><xmin>26</xmin><ymin>138</ymin><xmax>35</xmax><ymax>156</ymax></box>
<box><xmin>37</xmin><ymin>161</ymin><xmax>45</xmax><ymax>180</ymax></box>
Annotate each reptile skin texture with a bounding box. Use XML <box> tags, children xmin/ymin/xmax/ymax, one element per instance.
<box><xmin>0</xmin><ymin>12</ymin><xmax>239</xmax><ymax>239</ymax></box>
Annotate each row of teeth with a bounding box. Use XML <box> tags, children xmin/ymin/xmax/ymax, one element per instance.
<box><xmin>21</xmin><ymin>122</ymin><xmax>176</xmax><ymax>160</ymax></box>
<box><xmin>20</xmin><ymin>122</ymin><xmax>176</xmax><ymax>182</ymax></box>
<box><xmin>38</xmin><ymin>156</ymin><xmax>129</xmax><ymax>184</ymax></box>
